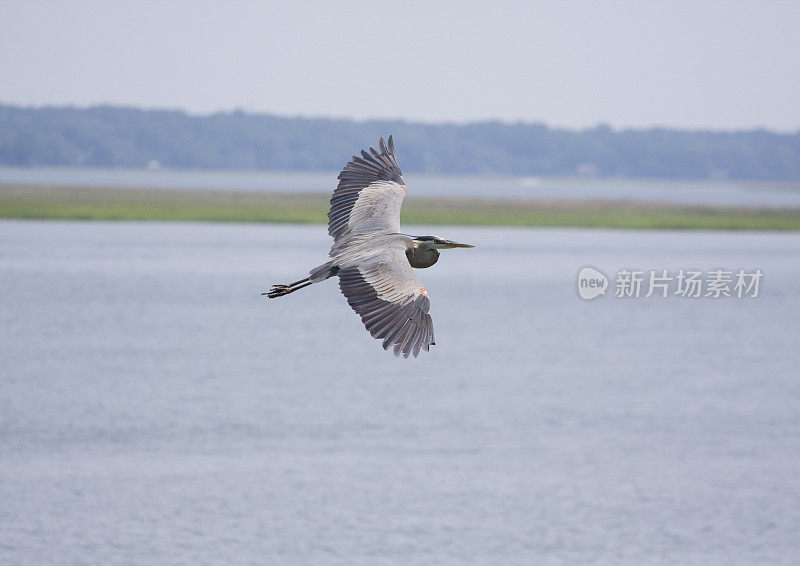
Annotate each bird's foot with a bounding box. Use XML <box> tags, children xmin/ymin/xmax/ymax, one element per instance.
<box><xmin>263</xmin><ymin>277</ymin><xmax>312</xmax><ymax>299</ymax></box>
<box><xmin>263</xmin><ymin>284</ymin><xmax>290</xmax><ymax>298</ymax></box>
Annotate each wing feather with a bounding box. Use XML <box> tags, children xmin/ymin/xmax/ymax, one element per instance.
<box><xmin>338</xmin><ymin>250</ymin><xmax>434</xmax><ymax>358</ymax></box>
<box><xmin>328</xmin><ymin>135</ymin><xmax>406</xmax><ymax>241</ymax></box>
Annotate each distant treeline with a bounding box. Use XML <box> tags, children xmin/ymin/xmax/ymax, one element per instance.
<box><xmin>1</xmin><ymin>103</ymin><xmax>799</xmax><ymax>180</ymax></box>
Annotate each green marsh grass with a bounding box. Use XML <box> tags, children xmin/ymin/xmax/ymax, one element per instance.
<box><xmin>2</xmin><ymin>184</ymin><xmax>799</xmax><ymax>231</ymax></box>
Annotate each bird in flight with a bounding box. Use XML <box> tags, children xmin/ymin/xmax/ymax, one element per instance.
<box><xmin>265</xmin><ymin>136</ymin><xmax>473</xmax><ymax>358</ymax></box>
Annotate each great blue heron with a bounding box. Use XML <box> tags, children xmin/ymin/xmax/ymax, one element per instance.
<box><xmin>265</xmin><ymin>136</ymin><xmax>473</xmax><ymax>358</ymax></box>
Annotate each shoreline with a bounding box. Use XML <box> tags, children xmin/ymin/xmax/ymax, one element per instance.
<box><xmin>2</xmin><ymin>183</ymin><xmax>799</xmax><ymax>231</ymax></box>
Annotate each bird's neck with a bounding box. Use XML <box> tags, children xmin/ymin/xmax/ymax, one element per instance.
<box><xmin>406</xmin><ymin>240</ymin><xmax>440</xmax><ymax>269</ymax></box>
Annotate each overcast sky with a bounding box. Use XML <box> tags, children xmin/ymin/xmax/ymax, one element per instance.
<box><xmin>2</xmin><ymin>1</ymin><xmax>799</xmax><ymax>131</ymax></box>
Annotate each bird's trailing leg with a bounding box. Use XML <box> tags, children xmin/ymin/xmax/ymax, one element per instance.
<box><xmin>264</xmin><ymin>263</ymin><xmax>338</xmax><ymax>298</ymax></box>
<box><xmin>263</xmin><ymin>277</ymin><xmax>313</xmax><ymax>298</ymax></box>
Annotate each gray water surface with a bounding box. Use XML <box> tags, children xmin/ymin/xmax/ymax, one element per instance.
<box><xmin>1</xmin><ymin>221</ymin><xmax>799</xmax><ymax>565</ymax></box>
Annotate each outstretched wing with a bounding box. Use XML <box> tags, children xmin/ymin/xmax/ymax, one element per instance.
<box><xmin>338</xmin><ymin>249</ymin><xmax>435</xmax><ymax>358</ymax></box>
<box><xmin>328</xmin><ymin>135</ymin><xmax>406</xmax><ymax>241</ymax></box>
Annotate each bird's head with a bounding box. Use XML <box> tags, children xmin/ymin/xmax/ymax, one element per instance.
<box><xmin>412</xmin><ymin>235</ymin><xmax>475</xmax><ymax>250</ymax></box>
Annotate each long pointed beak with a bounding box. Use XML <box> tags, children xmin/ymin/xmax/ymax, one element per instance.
<box><xmin>442</xmin><ymin>240</ymin><xmax>475</xmax><ymax>249</ymax></box>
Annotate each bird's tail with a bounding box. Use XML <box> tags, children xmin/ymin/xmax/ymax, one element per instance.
<box><xmin>263</xmin><ymin>262</ymin><xmax>339</xmax><ymax>299</ymax></box>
